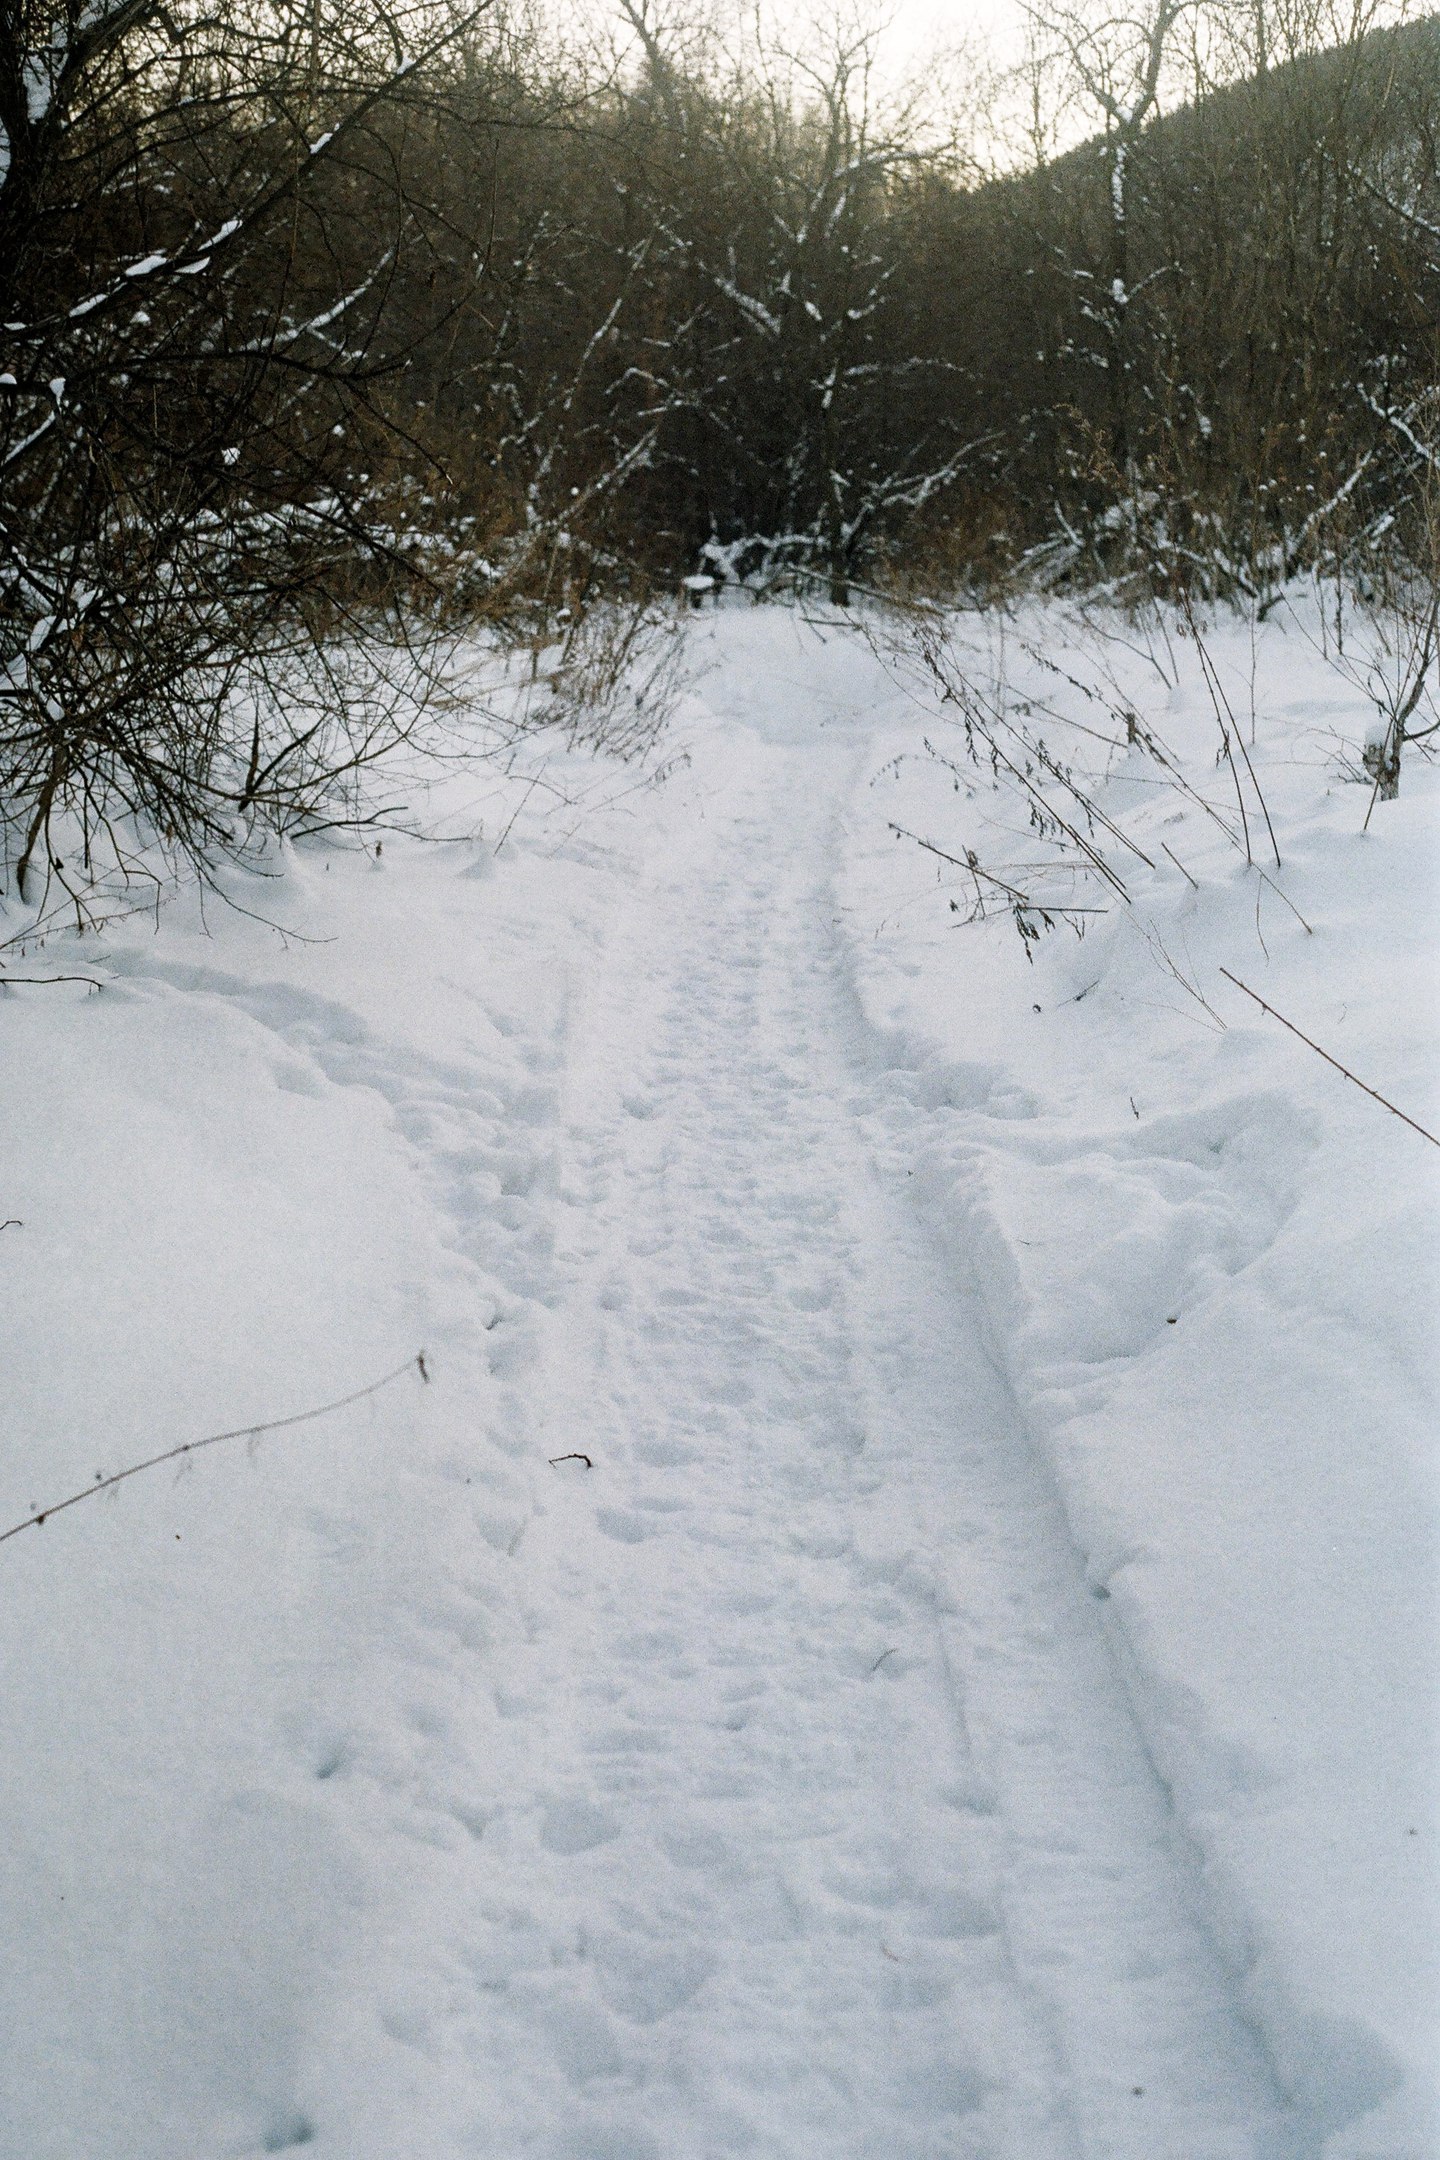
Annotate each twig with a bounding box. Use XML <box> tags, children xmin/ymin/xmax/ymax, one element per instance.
<box><xmin>1161</xmin><ymin>841</ymin><xmax>1198</xmax><ymax>888</ymax></box>
<box><xmin>548</xmin><ymin>1452</ymin><xmax>593</xmax><ymax>1468</ymax></box>
<box><xmin>0</xmin><ymin>974</ymin><xmax>102</xmax><ymax>990</ymax></box>
<box><xmin>1179</xmin><ymin>591</ymin><xmax>1282</xmax><ymax>868</ymax></box>
<box><xmin>1133</xmin><ymin>919</ymin><xmax>1228</xmax><ymax>1028</ymax></box>
<box><xmin>1161</xmin><ymin>838</ymin><xmax>1311</xmax><ymax>934</ymax></box>
<box><xmin>892</xmin><ymin>826</ymin><xmax>1108</xmax><ymax>918</ymax></box>
<box><xmin>0</xmin><ymin>1353</ymin><xmax>429</xmax><ymax>1548</ymax></box>
<box><xmin>0</xmin><ymin>1220</ymin><xmax>20</xmax><ymax>1232</ymax></box>
<box><xmin>1220</xmin><ymin>971</ymin><xmax>1439</xmax><ymax>1147</ymax></box>
<box><xmin>1255</xmin><ymin>867</ymin><xmax>1314</xmax><ymax>936</ymax></box>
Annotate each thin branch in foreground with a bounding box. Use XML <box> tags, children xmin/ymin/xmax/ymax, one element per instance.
<box><xmin>1254</xmin><ymin>868</ymin><xmax>1314</xmax><ymax>937</ymax></box>
<box><xmin>1220</xmin><ymin>971</ymin><xmax>1439</xmax><ymax>1148</ymax></box>
<box><xmin>1161</xmin><ymin>840</ymin><xmax>1199</xmax><ymax>888</ymax></box>
<box><xmin>0</xmin><ymin>1352</ymin><xmax>429</xmax><ymax>1548</ymax></box>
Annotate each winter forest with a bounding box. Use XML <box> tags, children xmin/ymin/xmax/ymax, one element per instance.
<box><xmin>4</xmin><ymin>0</ymin><xmax>1440</xmax><ymax>852</ymax></box>
<box><xmin>0</xmin><ymin>0</ymin><xmax>1437</xmax><ymax>2155</ymax></box>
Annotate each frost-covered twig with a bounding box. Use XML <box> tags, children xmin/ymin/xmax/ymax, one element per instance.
<box><xmin>0</xmin><ymin>1352</ymin><xmax>429</xmax><ymax>1548</ymax></box>
<box><xmin>1220</xmin><ymin>971</ymin><xmax>1439</xmax><ymax>1147</ymax></box>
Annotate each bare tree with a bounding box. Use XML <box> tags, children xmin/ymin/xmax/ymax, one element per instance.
<box><xmin>1022</xmin><ymin>0</ymin><xmax>1196</xmax><ymax>479</ymax></box>
<box><xmin>0</xmin><ymin>0</ymin><xmax>490</xmax><ymax>908</ymax></box>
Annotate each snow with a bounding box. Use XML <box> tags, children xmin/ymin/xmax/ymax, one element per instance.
<box><xmin>836</xmin><ymin>596</ymin><xmax>1440</xmax><ymax>2155</ymax></box>
<box><xmin>0</xmin><ymin>600</ymin><xmax>1433</xmax><ymax>2158</ymax></box>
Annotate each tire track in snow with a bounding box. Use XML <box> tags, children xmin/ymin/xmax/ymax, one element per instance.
<box><xmin>454</xmin><ymin>727</ymin><xmax>1305</xmax><ymax>2159</ymax></box>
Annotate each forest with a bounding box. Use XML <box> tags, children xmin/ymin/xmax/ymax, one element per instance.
<box><xmin>1</xmin><ymin>0</ymin><xmax>1437</xmax><ymax>890</ymax></box>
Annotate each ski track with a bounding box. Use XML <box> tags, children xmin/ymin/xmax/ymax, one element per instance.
<box><xmin>405</xmin><ymin>720</ymin><xmax>1305</xmax><ymax>2159</ymax></box>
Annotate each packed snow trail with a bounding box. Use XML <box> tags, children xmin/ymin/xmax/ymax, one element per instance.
<box><xmin>419</xmin><ymin>700</ymin><xmax>1303</xmax><ymax>2158</ymax></box>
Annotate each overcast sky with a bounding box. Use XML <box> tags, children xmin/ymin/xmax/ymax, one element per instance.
<box><xmin>598</xmin><ymin>0</ymin><xmax>1034</xmax><ymax>81</ymax></box>
<box><xmin>887</xmin><ymin>0</ymin><xmax>1027</xmax><ymax>63</ymax></box>
<box><xmin>581</xmin><ymin>0</ymin><xmax>1042</xmax><ymax>144</ymax></box>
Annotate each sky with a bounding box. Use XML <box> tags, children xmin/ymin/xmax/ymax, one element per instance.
<box><xmin>573</xmin><ymin>0</ymin><xmax>1046</xmax><ymax>158</ymax></box>
<box><xmin>887</xmin><ymin>0</ymin><xmax>1027</xmax><ymax>65</ymax></box>
<box><xmin>590</xmin><ymin>0</ymin><xmax>1034</xmax><ymax>84</ymax></box>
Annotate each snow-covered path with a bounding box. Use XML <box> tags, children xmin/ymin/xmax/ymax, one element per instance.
<box><xmin>13</xmin><ymin>608</ymin><xmax>1430</xmax><ymax>2158</ymax></box>
<box><xmin>444</xmin><ymin>715</ymin><xmax>1300</xmax><ymax>2158</ymax></box>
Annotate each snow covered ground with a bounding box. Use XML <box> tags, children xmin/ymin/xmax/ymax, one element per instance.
<box><xmin>0</xmin><ymin>598</ymin><xmax>1433</xmax><ymax>2159</ymax></box>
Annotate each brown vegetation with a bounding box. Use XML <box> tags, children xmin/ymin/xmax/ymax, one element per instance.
<box><xmin>0</xmin><ymin>0</ymin><xmax>1435</xmax><ymax>889</ymax></box>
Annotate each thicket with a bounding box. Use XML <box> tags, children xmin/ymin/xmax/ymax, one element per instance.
<box><xmin>1</xmin><ymin>0</ymin><xmax>1436</xmax><ymax>900</ymax></box>
<box><xmin>362</xmin><ymin>0</ymin><xmax>1440</xmax><ymax>605</ymax></box>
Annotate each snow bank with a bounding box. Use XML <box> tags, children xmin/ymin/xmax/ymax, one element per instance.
<box><xmin>0</xmin><ymin>698</ymin><xmax>686</xmax><ymax>2158</ymax></box>
<box><xmin>0</xmin><ymin>599</ymin><xmax>1432</xmax><ymax>2156</ymax></box>
<box><xmin>835</xmin><ymin>594</ymin><xmax>1440</xmax><ymax>2156</ymax></box>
